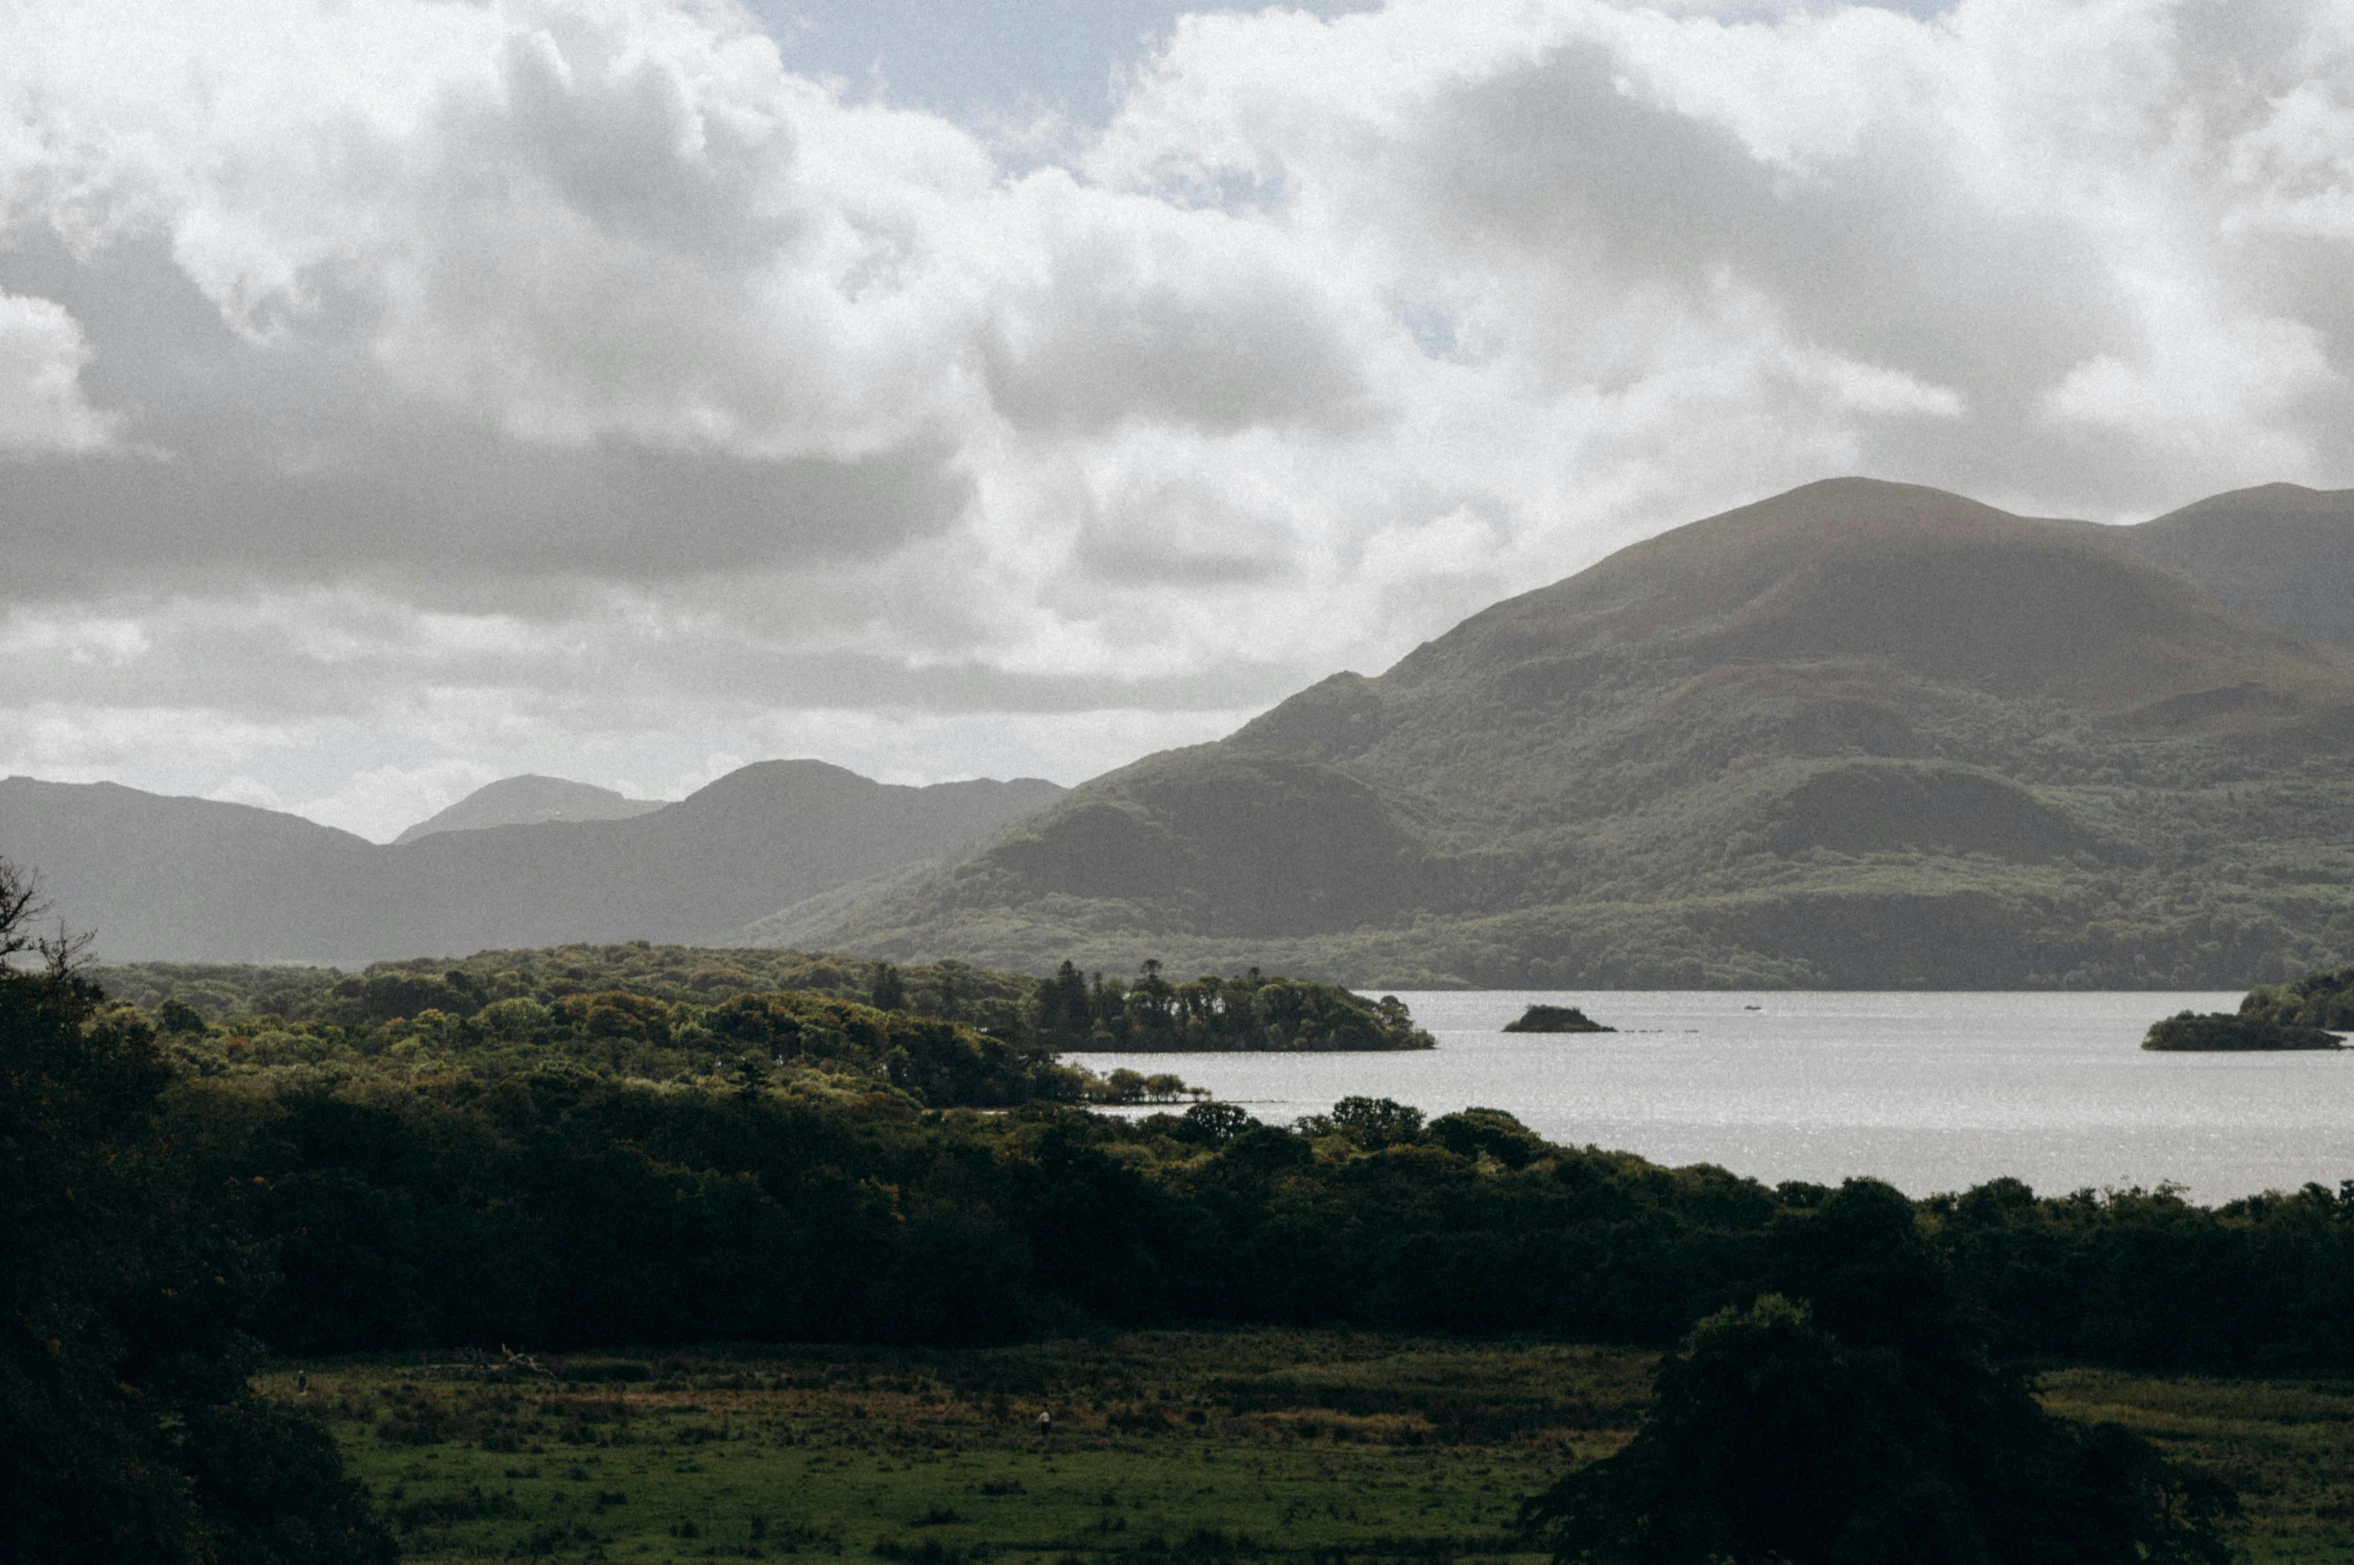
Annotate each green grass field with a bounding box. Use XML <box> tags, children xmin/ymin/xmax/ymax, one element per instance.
<box><xmin>270</xmin><ymin>1332</ymin><xmax>2354</xmax><ymax>1564</ymax></box>
<box><xmin>2037</xmin><ymin>1367</ymin><xmax>2354</xmax><ymax>1564</ymax></box>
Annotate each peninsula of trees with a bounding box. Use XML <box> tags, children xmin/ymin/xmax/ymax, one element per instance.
<box><xmin>96</xmin><ymin>946</ymin><xmax>1434</xmax><ymax>1109</ymax></box>
<box><xmin>2143</xmin><ymin>1011</ymin><xmax>2342</xmax><ymax>1052</ymax></box>
<box><xmin>2143</xmin><ymin>962</ymin><xmax>2354</xmax><ymax>1050</ymax></box>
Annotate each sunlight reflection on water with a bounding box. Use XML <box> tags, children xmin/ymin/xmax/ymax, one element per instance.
<box><xmin>1068</xmin><ymin>991</ymin><xmax>2354</xmax><ymax>1204</ymax></box>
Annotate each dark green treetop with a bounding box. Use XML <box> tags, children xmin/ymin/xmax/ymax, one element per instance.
<box><xmin>1522</xmin><ymin>1180</ymin><xmax>2238</xmax><ymax>1565</ymax></box>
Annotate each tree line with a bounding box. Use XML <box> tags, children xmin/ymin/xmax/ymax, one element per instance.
<box><xmin>64</xmin><ymin>1004</ymin><xmax>2354</xmax><ymax>1374</ymax></box>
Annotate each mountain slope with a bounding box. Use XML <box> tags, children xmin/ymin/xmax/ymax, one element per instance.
<box><xmin>2115</xmin><ymin>483</ymin><xmax>2354</xmax><ymax>651</ymax></box>
<box><xmin>392</xmin><ymin>775</ymin><xmax>661</xmax><ymax>843</ymax></box>
<box><xmin>822</xmin><ymin>478</ymin><xmax>2354</xmax><ymax>987</ymax></box>
<box><xmin>0</xmin><ymin>780</ymin><xmax>383</xmax><ymax>960</ymax></box>
<box><xmin>0</xmin><ymin>762</ymin><xmax>1063</xmax><ymax>963</ymax></box>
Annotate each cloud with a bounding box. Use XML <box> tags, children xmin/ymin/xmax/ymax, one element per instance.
<box><xmin>979</xmin><ymin>171</ymin><xmax>1373</xmax><ymax>436</ymax></box>
<box><xmin>0</xmin><ymin>0</ymin><xmax>2351</xmax><ymax>831</ymax></box>
<box><xmin>0</xmin><ymin>290</ymin><xmax>115</xmax><ymax>452</ymax></box>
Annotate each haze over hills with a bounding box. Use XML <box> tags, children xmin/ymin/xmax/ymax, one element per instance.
<box><xmin>392</xmin><ymin>775</ymin><xmax>663</xmax><ymax>844</ymax></box>
<box><xmin>811</xmin><ymin>478</ymin><xmax>2354</xmax><ymax>988</ymax></box>
<box><xmin>0</xmin><ymin>761</ymin><xmax>1062</xmax><ymax>963</ymax></box>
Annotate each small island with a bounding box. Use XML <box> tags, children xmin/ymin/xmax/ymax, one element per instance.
<box><xmin>2142</xmin><ymin>1011</ymin><xmax>2342</xmax><ymax>1052</ymax></box>
<box><xmin>1502</xmin><ymin>1003</ymin><xmax>1615</xmax><ymax>1034</ymax></box>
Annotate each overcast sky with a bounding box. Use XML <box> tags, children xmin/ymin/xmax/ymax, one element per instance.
<box><xmin>2</xmin><ymin>0</ymin><xmax>2350</xmax><ymax>841</ymax></box>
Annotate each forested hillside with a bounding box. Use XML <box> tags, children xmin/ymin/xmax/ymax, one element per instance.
<box><xmin>825</xmin><ymin>479</ymin><xmax>2354</xmax><ymax>987</ymax></box>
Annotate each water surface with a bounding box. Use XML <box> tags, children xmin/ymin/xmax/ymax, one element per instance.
<box><xmin>1070</xmin><ymin>991</ymin><xmax>2354</xmax><ymax>1205</ymax></box>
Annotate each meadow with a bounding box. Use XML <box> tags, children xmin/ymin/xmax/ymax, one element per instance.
<box><xmin>275</xmin><ymin>1332</ymin><xmax>2354</xmax><ymax>1565</ymax></box>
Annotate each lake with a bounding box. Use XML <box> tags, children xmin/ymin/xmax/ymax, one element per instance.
<box><xmin>1067</xmin><ymin>991</ymin><xmax>2354</xmax><ymax>1205</ymax></box>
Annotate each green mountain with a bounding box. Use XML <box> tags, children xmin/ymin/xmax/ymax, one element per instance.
<box><xmin>2115</xmin><ymin>482</ymin><xmax>2354</xmax><ymax>651</ymax></box>
<box><xmin>814</xmin><ymin>479</ymin><xmax>2354</xmax><ymax>987</ymax></box>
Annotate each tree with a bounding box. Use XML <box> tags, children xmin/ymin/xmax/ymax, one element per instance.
<box><xmin>1174</xmin><ymin>1101</ymin><xmax>1256</xmax><ymax>1146</ymax></box>
<box><xmin>0</xmin><ymin>857</ymin><xmax>394</xmax><ymax>1565</ymax></box>
<box><xmin>1126</xmin><ymin>958</ymin><xmax>1177</xmax><ymax>1036</ymax></box>
<box><xmin>1430</xmin><ymin>1107</ymin><xmax>1548</xmax><ymax>1168</ymax></box>
<box><xmin>1031</xmin><ymin>960</ymin><xmax>1093</xmax><ymax>1047</ymax></box>
<box><xmin>1304</xmin><ymin>1095</ymin><xmax>1426</xmax><ymax>1149</ymax></box>
<box><xmin>1522</xmin><ymin>1181</ymin><xmax>2238</xmax><ymax>1565</ymax></box>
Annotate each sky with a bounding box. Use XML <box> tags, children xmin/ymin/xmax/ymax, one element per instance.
<box><xmin>1</xmin><ymin>0</ymin><xmax>2350</xmax><ymax>841</ymax></box>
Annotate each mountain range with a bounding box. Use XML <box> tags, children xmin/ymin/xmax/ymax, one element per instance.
<box><xmin>0</xmin><ymin>762</ymin><xmax>1061</xmax><ymax>963</ymax></box>
<box><xmin>809</xmin><ymin>479</ymin><xmax>2354</xmax><ymax>987</ymax></box>
<box><xmin>11</xmin><ymin>476</ymin><xmax>2354</xmax><ymax>985</ymax></box>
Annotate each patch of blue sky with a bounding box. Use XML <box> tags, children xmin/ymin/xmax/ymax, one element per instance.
<box><xmin>746</xmin><ymin>0</ymin><xmax>1959</xmax><ymax>134</ymax></box>
<box><xmin>737</xmin><ymin>1</ymin><xmax>1295</xmax><ymax>124</ymax></box>
<box><xmin>1143</xmin><ymin>160</ymin><xmax>1293</xmax><ymax>214</ymax></box>
<box><xmin>1395</xmin><ymin>298</ymin><xmax>1467</xmax><ymax>363</ymax></box>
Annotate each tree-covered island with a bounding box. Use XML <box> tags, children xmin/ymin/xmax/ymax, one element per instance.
<box><xmin>1502</xmin><ymin>1003</ymin><xmax>1615</xmax><ymax>1033</ymax></box>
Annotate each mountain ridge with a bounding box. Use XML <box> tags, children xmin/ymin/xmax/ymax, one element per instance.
<box><xmin>0</xmin><ymin>761</ymin><xmax>1064</xmax><ymax>963</ymax></box>
<box><xmin>807</xmin><ymin>477</ymin><xmax>2354</xmax><ymax>987</ymax></box>
<box><xmin>2113</xmin><ymin>482</ymin><xmax>2354</xmax><ymax>652</ymax></box>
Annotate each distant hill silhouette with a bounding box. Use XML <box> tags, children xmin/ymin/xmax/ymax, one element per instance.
<box><xmin>0</xmin><ymin>762</ymin><xmax>1062</xmax><ymax>963</ymax></box>
<box><xmin>392</xmin><ymin>775</ymin><xmax>661</xmax><ymax>843</ymax></box>
<box><xmin>817</xmin><ymin>478</ymin><xmax>2354</xmax><ymax>987</ymax></box>
<box><xmin>2116</xmin><ymin>482</ymin><xmax>2354</xmax><ymax>651</ymax></box>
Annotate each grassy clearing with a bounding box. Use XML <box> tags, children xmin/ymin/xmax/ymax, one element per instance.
<box><xmin>2039</xmin><ymin>1368</ymin><xmax>2354</xmax><ymax>1564</ymax></box>
<box><xmin>268</xmin><ymin>1332</ymin><xmax>2354</xmax><ymax>1564</ymax></box>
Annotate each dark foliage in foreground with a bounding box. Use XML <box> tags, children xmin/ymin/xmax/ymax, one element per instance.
<box><xmin>1523</xmin><ymin>1183</ymin><xmax>2236</xmax><ymax>1565</ymax></box>
<box><xmin>37</xmin><ymin>926</ymin><xmax>2354</xmax><ymax>1382</ymax></box>
<box><xmin>0</xmin><ymin>862</ymin><xmax>393</xmax><ymax>1565</ymax></box>
<box><xmin>92</xmin><ymin>1044</ymin><xmax>2354</xmax><ymax>1374</ymax></box>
